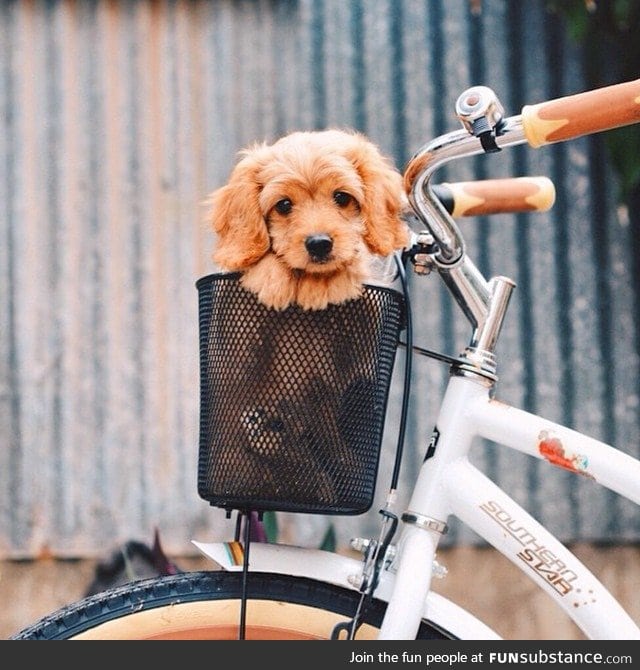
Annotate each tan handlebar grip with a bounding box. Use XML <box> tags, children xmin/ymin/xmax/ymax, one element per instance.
<box><xmin>522</xmin><ymin>79</ymin><xmax>640</xmax><ymax>148</ymax></box>
<box><xmin>436</xmin><ymin>177</ymin><xmax>555</xmax><ymax>217</ymax></box>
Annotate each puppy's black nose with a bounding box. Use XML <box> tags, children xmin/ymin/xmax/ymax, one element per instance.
<box><xmin>305</xmin><ymin>234</ymin><xmax>333</xmax><ymax>260</ymax></box>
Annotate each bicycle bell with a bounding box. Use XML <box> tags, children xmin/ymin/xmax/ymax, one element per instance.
<box><xmin>455</xmin><ymin>85</ymin><xmax>505</xmax><ymax>152</ymax></box>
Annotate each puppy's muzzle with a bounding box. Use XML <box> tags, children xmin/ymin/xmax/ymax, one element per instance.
<box><xmin>305</xmin><ymin>233</ymin><xmax>333</xmax><ymax>262</ymax></box>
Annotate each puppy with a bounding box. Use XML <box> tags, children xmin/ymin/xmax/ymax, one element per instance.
<box><xmin>207</xmin><ymin>129</ymin><xmax>410</xmax><ymax>311</ymax></box>
<box><xmin>201</xmin><ymin>130</ymin><xmax>408</xmax><ymax>509</ymax></box>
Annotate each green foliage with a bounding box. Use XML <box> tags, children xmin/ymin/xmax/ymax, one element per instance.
<box><xmin>547</xmin><ymin>0</ymin><xmax>640</xmax><ymax>200</ymax></box>
<box><xmin>607</xmin><ymin>127</ymin><xmax>640</xmax><ymax>199</ymax></box>
<box><xmin>548</xmin><ymin>0</ymin><xmax>593</xmax><ymax>41</ymax></box>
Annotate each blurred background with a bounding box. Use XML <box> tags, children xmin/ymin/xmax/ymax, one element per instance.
<box><xmin>1</xmin><ymin>0</ymin><xmax>639</xmax><ymax>638</ymax></box>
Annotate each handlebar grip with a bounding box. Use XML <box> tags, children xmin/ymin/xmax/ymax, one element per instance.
<box><xmin>522</xmin><ymin>79</ymin><xmax>640</xmax><ymax>148</ymax></box>
<box><xmin>432</xmin><ymin>177</ymin><xmax>555</xmax><ymax>217</ymax></box>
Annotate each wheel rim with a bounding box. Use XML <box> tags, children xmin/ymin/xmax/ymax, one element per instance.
<box><xmin>69</xmin><ymin>599</ymin><xmax>380</xmax><ymax>640</ymax></box>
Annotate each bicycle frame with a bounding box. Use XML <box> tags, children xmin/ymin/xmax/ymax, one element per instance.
<box><xmin>196</xmin><ymin>371</ymin><xmax>640</xmax><ymax>640</ymax></box>
<box><xmin>379</xmin><ymin>374</ymin><xmax>640</xmax><ymax>639</ymax></box>
<box><xmin>380</xmin><ymin>82</ymin><xmax>640</xmax><ymax>640</ymax></box>
<box><xmin>195</xmin><ymin>80</ymin><xmax>640</xmax><ymax>640</ymax></box>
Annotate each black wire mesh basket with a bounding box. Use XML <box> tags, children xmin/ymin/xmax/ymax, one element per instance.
<box><xmin>196</xmin><ymin>272</ymin><xmax>405</xmax><ymax>515</ymax></box>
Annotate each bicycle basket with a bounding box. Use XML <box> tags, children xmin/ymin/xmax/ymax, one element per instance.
<box><xmin>196</xmin><ymin>272</ymin><xmax>405</xmax><ymax>515</ymax></box>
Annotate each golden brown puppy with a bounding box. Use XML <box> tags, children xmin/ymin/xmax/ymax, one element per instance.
<box><xmin>202</xmin><ymin>130</ymin><xmax>409</xmax><ymax>508</ymax></box>
<box><xmin>208</xmin><ymin>129</ymin><xmax>410</xmax><ymax>310</ymax></box>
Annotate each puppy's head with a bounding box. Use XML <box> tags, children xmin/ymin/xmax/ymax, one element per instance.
<box><xmin>208</xmin><ymin>129</ymin><xmax>409</xmax><ymax>273</ymax></box>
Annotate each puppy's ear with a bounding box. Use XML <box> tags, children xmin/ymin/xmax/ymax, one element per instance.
<box><xmin>343</xmin><ymin>135</ymin><xmax>410</xmax><ymax>255</ymax></box>
<box><xmin>208</xmin><ymin>150</ymin><xmax>270</xmax><ymax>270</ymax></box>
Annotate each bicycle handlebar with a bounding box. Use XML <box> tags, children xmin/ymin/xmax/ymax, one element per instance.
<box><xmin>522</xmin><ymin>79</ymin><xmax>640</xmax><ymax>148</ymax></box>
<box><xmin>404</xmin><ymin>78</ymin><xmax>640</xmax><ymax>266</ymax></box>
<box><xmin>402</xmin><ymin>78</ymin><xmax>640</xmax><ymax>378</ymax></box>
<box><xmin>432</xmin><ymin>177</ymin><xmax>555</xmax><ymax>217</ymax></box>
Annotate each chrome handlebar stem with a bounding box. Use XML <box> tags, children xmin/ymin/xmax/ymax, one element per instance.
<box><xmin>406</xmin><ymin>114</ymin><xmax>528</xmax><ymax>266</ymax></box>
<box><xmin>404</xmin><ymin>88</ymin><xmax>531</xmax><ymax>381</ymax></box>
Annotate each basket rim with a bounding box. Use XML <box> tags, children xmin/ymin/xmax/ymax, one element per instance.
<box><xmin>195</xmin><ymin>271</ymin><xmax>404</xmax><ymax>302</ymax></box>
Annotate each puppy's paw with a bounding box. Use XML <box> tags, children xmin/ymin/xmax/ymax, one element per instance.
<box><xmin>296</xmin><ymin>280</ymin><xmax>330</xmax><ymax>311</ymax></box>
<box><xmin>297</xmin><ymin>273</ymin><xmax>362</xmax><ymax>310</ymax></box>
<box><xmin>241</xmin><ymin>256</ymin><xmax>297</xmax><ymax>310</ymax></box>
<box><xmin>325</xmin><ymin>273</ymin><xmax>363</xmax><ymax>306</ymax></box>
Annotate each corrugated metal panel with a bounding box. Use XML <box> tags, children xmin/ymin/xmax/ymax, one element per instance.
<box><xmin>1</xmin><ymin>0</ymin><xmax>638</xmax><ymax>558</ymax></box>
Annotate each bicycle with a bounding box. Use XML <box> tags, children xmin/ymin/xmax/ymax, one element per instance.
<box><xmin>11</xmin><ymin>79</ymin><xmax>640</xmax><ymax>641</ymax></box>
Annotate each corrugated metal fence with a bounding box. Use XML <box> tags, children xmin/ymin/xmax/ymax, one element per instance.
<box><xmin>1</xmin><ymin>0</ymin><xmax>639</xmax><ymax>558</ymax></box>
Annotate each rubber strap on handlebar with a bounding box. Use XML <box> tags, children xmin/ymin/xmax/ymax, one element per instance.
<box><xmin>522</xmin><ymin>79</ymin><xmax>640</xmax><ymax>148</ymax></box>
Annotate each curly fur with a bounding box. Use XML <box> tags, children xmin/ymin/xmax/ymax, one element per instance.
<box><xmin>208</xmin><ymin>129</ymin><xmax>410</xmax><ymax>310</ymax></box>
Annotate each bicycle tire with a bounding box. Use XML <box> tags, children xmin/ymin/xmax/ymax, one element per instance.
<box><xmin>11</xmin><ymin>570</ymin><xmax>456</xmax><ymax>640</ymax></box>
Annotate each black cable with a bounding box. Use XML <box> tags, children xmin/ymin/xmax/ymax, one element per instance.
<box><xmin>398</xmin><ymin>341</ymin><xmax>460</xmax><ymax>366</ymax></box>
<box><xmin>388</xmin><ymin>255</ymin><xmax>461</xmax><ymax>489</ymax></box>
<box><xmin>389</xmin><ymin>252</ymin><xmax>413</xmax><ymax>491</ymax></box>
<box><xmin>239</xmin><ymin>510</ymin><xmax>252</xmax><ymax>640</ymax></box>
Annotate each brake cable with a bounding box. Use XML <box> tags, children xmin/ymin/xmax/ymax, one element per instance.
<box><xmin>331</xmin><ymin>251</ymin><xmax>412</xmax><ymax>640</ymax></box>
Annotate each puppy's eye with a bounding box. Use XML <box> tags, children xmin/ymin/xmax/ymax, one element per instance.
<box><xmin>274</xmin><ymin>198</ymin><xmax>293</xmax><ymax>215</ymax></box>
<box><xmin>333</xmin><ymin>191</ymin><xmax>355</xmax><ymax>208</ymax></box>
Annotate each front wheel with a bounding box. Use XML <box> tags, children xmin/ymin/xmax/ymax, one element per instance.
<box><xmin>11</xmin><ymin>570</ymin><xmax>456</xmax><ymax>640</ymax></box>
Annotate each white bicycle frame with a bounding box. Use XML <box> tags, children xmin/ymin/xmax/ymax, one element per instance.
<box><xmin>379</xmin><ymin>374</ymin><xmax>640</xmax><ymax>640</ymax></box>
<box><xmin>195</xmin><ymin>372</ymin><xmax>640</xmax><ymax>640</ymax></box>
<box><xmin>196</xmin><ymin>82</ymin><xmax>640</xmax><ymax>641</ymax></box>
